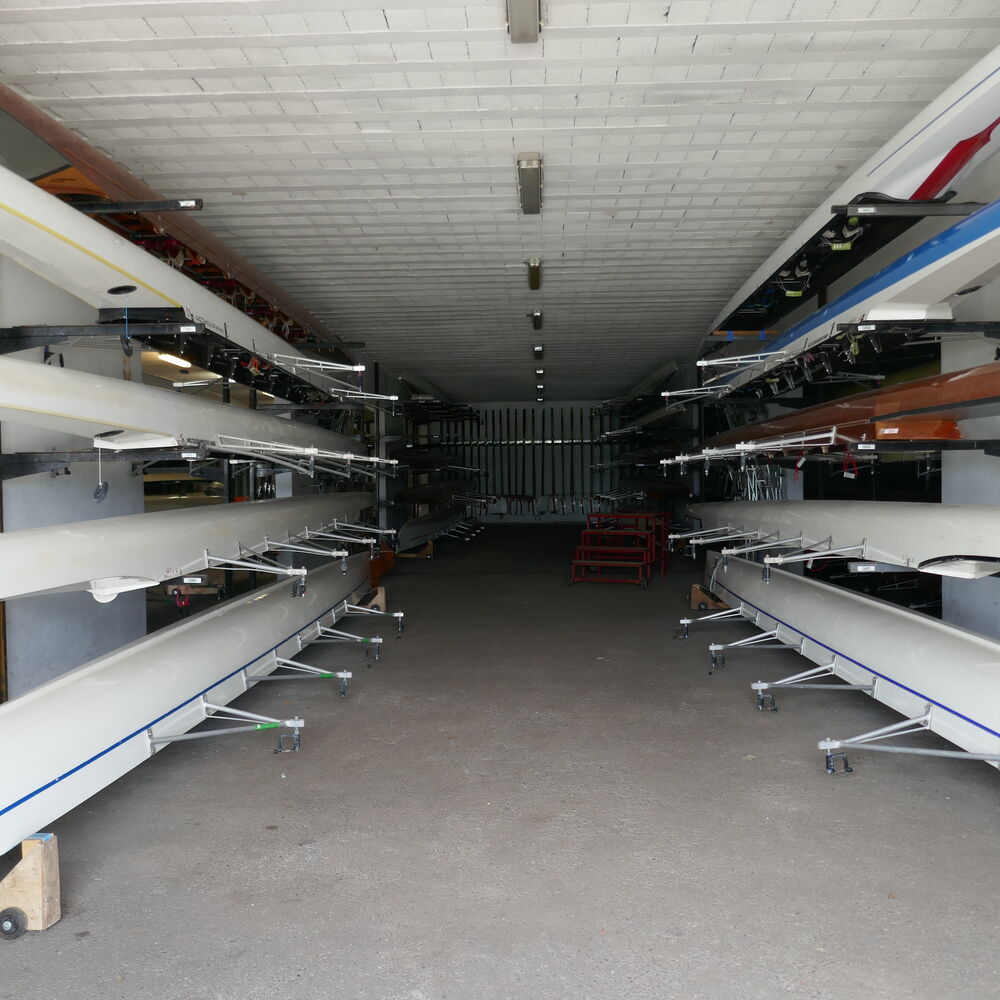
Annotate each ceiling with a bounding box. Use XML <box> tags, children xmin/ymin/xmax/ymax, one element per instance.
<box><xmin>2</xmin><ymin>2</ymin><xmax>999</xmax><ymax>402</ymax></box>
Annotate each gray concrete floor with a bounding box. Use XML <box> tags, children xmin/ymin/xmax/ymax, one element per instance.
<box><xmin>5</xmin><ymin>525</ymin><xmax>1000</xmax><ymax>999</ymax></box>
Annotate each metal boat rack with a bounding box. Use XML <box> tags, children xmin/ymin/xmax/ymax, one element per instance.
<box><xmin>818</xmin><ymin>712</ymin><xmax>1000</xmax><ymax>774</ymax></box>
<box><xmin>214</xmin><ymin>435</ymin><xmax>397</xmax><ymax>481</ymax></box>
<box><xmin>148</xmin><ymin>702</ymin><xmax>305</xmax><ymax>754</ymax></box>
<box><xmin>676</xmin><ymin>553</ymin><xmax>1000</xmax><ymax>774</ymax></box>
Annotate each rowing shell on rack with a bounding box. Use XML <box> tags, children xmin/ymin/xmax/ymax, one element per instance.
<box><xmin>0</xmin><ymin>355</ymin><xmax>395</xmax><ymax>477</ymax></box>
<box><xmin>0</xmin><ymin>553</ymin><xmax>375</xmax><ymax>856</ymax></box>
<box><xmin>662</xmin><ymin>358</ymin><xmax>1000</xmax><ymax>467</ymax></box>
<box><xmin>689</xmin><ymin>500</ymin><xmax>1000</xmax><ymax>580</ymax></box>
<box><xmin>0</xmin><ymin>492</ymin><xmax>375</xmax><ymax>603</ymax></box>
<box><xmin>706</xmin><ymin>47</ymin><xmax>1000</xmax><ymax>370</ymax></box>
<box><xmin>699</xmin><ymin>552</ymin><xmax>1000</xmax><ymax>774</ymax></box>
<box><xmin>395</xmin><ymin>505</ymin><xmax>466</xmax><ymax>552</ymax></box>
<box><xmin>0</xmin><ymin>163</ymin><xmax>337</xmax><ymax>392</ymax></box>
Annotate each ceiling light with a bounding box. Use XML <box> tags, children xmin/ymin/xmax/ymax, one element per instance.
<box><xmin>506</xmin><ymin>0</ymin><xmax>541</xmax><ymax>43</ymax></box>
<box><xmin>528</xmin><ymin>257</ymin><xmax>542</xmax><ymax>289</ymax></box>
<box><xmin>158</xmin><ymin>353</ymin><xmax>191</xmax><ymax>369</ymax></box>
<box><xmin>533</xmin><ymin>344</ymin><xmax>544</xmax><ymax>358</ymax></box>
<box><xmin>517</xmin><ymin>153</ymin><xmax>542</xmax><ymax>214</ymax></box>
<box><xmin>535</xmin><ymin>368</ymin><xmax>544</xmax><ymax>376</ymax></box>
<box><xmin>536</xmin><ymin>382</ymin><xmax>544</xmax><ymax>389</ymax></box>
<box><xmin>536</xmin><ymin>396</ymin><xmax>544</xmax><ymax>403</ymax></box>
<box><xmin>528</xmin><ymin>310</ymin><xmax>543</xmax><ymax>330</ymax></box>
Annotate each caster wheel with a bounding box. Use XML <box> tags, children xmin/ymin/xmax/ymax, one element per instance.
<box><xmin>697</xmin><ymin>601</ymin><xmax>708</xmax><ymax>610</ymax></box>
<box><xmin>0</xmin><ymin>907</ymin><xmax>27</xmax><ymax>941</ymax></box>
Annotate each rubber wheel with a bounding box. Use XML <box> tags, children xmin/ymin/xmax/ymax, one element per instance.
<box><xmin>0</xmin><ymin>907</ymin><xmax>27</xmax><ymax>941</ymax></box>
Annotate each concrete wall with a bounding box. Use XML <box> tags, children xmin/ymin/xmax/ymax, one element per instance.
<box><xmin>1</xmin><ymin>257</ymin><xmax>146</xmax><ymax>697</ymax></box>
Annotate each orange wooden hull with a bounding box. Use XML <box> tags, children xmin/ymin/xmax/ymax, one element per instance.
<box><xmin>707</xmin><ymin>362</ymin><xmax>1000</xmax><ymax>447</ymax></box>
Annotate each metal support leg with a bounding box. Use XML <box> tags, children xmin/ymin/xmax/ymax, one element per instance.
<box><xmin>252</xmin><ymin>656</ymin><xmax>354</xmax><ymax>698</ymax></box>
<box><xmin>308</xmin><ymin>625</ymin><xmax>384</xmax><ymax>664</ymax></box>
<box><xmin>341</xmin><ymin>603</ymin><xmax>405</xmax><ymax>637</ymax></box>
<box><xmin>674</xmin><ymin>605</ymin><xmax>745</xmax><ymax>639</ymax></box>
<box><xmin>750</xmin><ymin>661</ymin><xmax>874</xmax><ymax>711</ymax></box>
<box><xmin>817</xmin><ymin>708</ymin><xmax>1000</xmax><ymax>772</ymax></box>
<box><xmin>707</xmin><ymin>629</ymin><xmax>789</xmax><ymax>674</ymax></box>
<box><xmin>149</xmin><ymin>702</ymin><xmax>305</xmax><ymax>752</ymax></box>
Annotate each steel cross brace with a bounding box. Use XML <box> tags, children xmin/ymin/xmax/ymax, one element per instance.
<box><xmin>205</xmin><ymin>549</ymin><xmax>306</xmax><ymax>577</ymax></box>
<box><xmin>721</xmin><ymin>534</ymin><xmax>803</xmax><ymax>557</ymax></box>
<box><xmin>305</xmin><ymin>527</ymin><xmax>379</xmax><ymax>548</ymax></box>
<box><xmin>340</xmin><ymin>602</ymin><xmax>405</xmax><ymax>636</ymax></box>
<box><xmin>209</xmin><ymin>443</ymin><xmax>342</xmax><ymax>480</ymax></box>
<box><xmin>764</xmin><ymin>539</ymin><xmax>866</xmax><ymax>568</ymax></box>
<box><xmin>696</xmin><ymin>350</ymin><xmax>786</xmax><ymax>369</ymax></box>
<box><xmin>148</xmin><ymin>702</ymin><xmax>304</xmax><ymax>752</ymax></box>
<box><xmin>264</xmin><ymin>537</ymin><xmax>350</xmax><ymax>558</ymax></box>
<box><xmin>817</xmin><ymin>709</ymin><xmax>1000</xmax><ymax>773</ymax></box>
<box><xmin>332</xmin><ymin>520</ymin><xmax>396</xmax><ymax>538</ymax></box>
<box><xmin>674</xmin><ymin>606</ymin><xmax>746</xmax><ymax>640</ymax></box>
<box><xmin>214</xmin><ymin>435</ymin><xmax>398</xmax><ymax>473</ymax></box>
<box><xmin>255</xmin><ymin>656</ymin><xmax>354</xmax><ymax>697</ymax></box>
<box><xmin>750</xmin><ymin>662</ymin><xmax>874</xmax><ymax>711</ymax></box>
<box><xmin>307</xmin><ymin>625</ymin><xmax>384</xmax><ymax>662</ymax></box>
<box><xmin>689</xmin><ymin>530</ymin><xmax>758</xmax><ymax>549</ymax></box>
<box><xmin>707</xmin><ymin>629</ymin><xmax>793</xmax><ymax>673</ymax></box>
<box><xmin>669</xmin><ymin>525</ymin><xmax>736</xmax><ymax>541</ymax></box>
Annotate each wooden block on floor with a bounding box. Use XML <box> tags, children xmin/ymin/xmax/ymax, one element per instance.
<box><xmin>0</xmin><ymin>833</ymin><xmax>61</xmax><ymax>931</ymax></box>
<box><xmin>689</xmin><ymin>584</ymin><xmax>729</xmax><ymax>611</ymax></box>
<box><xmin>397</xmin><ymin>540</ymin><xmax>433</xmax><ymax>559</ymax></box>
<box><xmin>363</xmin><ymin>586</ymin><xmax>387</xmax><ymax>613</ymax></box>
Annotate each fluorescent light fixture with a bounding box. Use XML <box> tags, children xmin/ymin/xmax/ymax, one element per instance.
<box><xmin>533</xmin><ymin>344</ymin><xmax>544</xmax><ymax>357</ymax></box>
<box><xmin>535</xmin><ymin>368</ymin><xmax>544</xmax><ymax>376</ymax></box>
<box><xmin>517</xmin><ymin>152</ymin><xmax>542</xmax><ymax>214</ymax></box>
<box><xmin>506</xmin><ymin>0</ymin><xmax>541</xmax><ymax>43</ymax></box>
<box><xmin>536</xmin><ymin>383</ymin><xmax>545</xmax><ymax>390</ymax></box>
<box><xmin>536</xmin><ymin>397</ymin><xmax>544</xmax><ymax>403</ymax></box>
<box><xmin>158</xmin><ymin>353</ymin><xmax>191</xmax><ymax>369</ymax></box>
<box><xmin>528</xmin><ymin>257</ymin><xmax>541</xmax><ymax>289</ymax></box>
<box><xmin>528</xmin><ymin>310</ymin><xmax>543</xmax><ymax>330</ymax></box>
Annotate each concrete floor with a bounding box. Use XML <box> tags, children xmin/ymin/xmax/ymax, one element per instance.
<box><xmin>4</xmin><ymin>525</ymin><xmax>1000</xmax><ymax>999</ymax></box>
